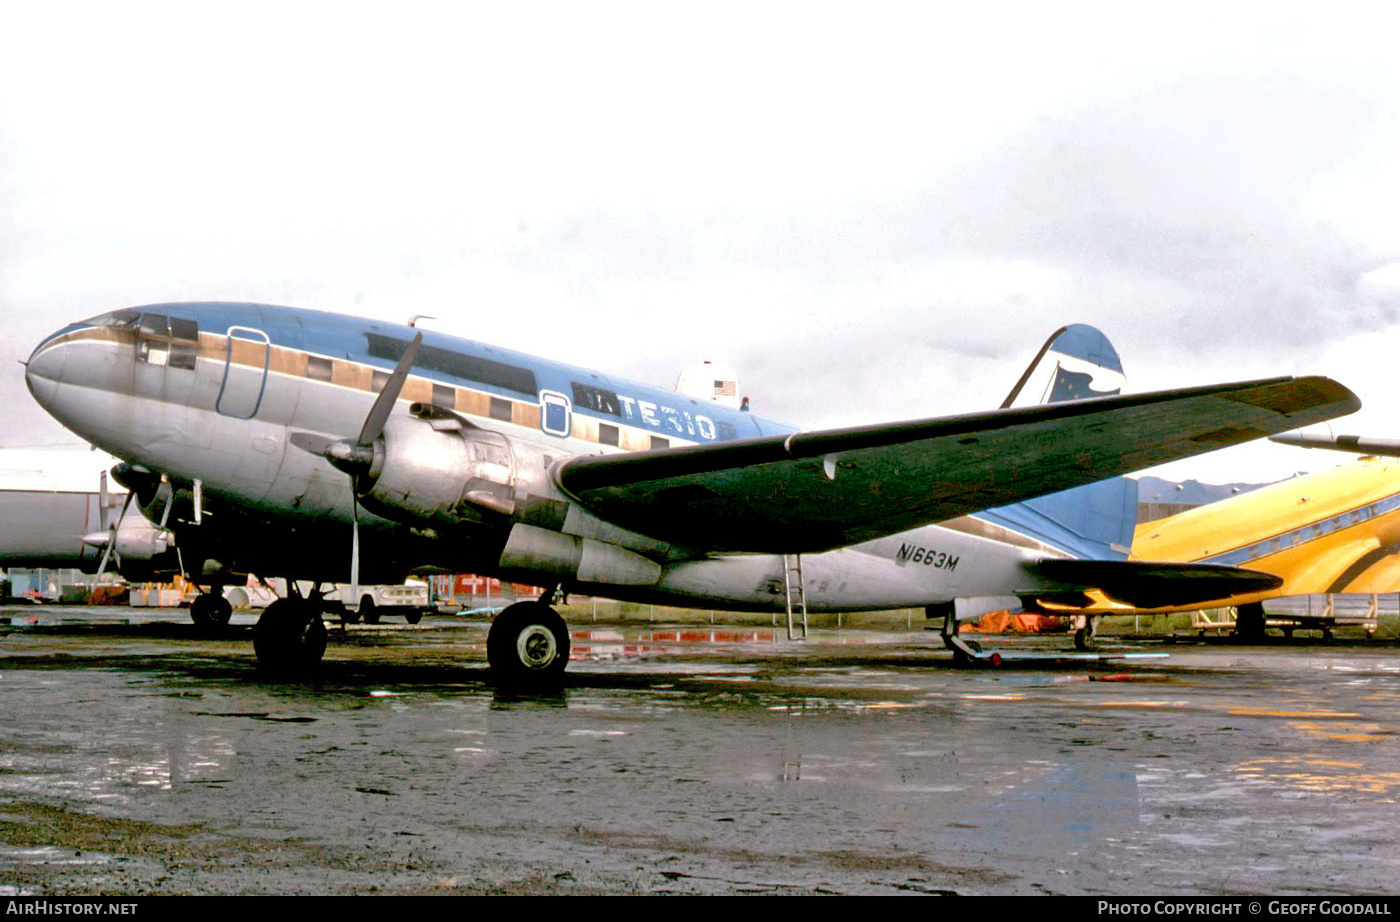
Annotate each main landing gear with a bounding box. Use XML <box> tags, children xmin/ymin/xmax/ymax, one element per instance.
<box><xmin>487</xmin><ymin>598</ymin><xmax>571</xmax><ymax>689</ymax></box>
<box><xmin>242</xmin><ymin>582</ymin><xmax>573</xmax><ymax>685</ymax></box>
<box><xmin>253</xmin><ymin>594</ymin><xmax>327</xmax><ymax>674</ymax></box>
<box><xmin>1233</xmin><ymin>602</ymin><xmax>1267</xmax><ymax>642</ymax></box>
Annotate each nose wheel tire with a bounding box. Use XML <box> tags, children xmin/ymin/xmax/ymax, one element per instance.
<box><xmin>253</xmin><ymin>598</ymin><xmax>327</xmax><ymax>674</ymax></box>
<box><xmin>190</xmin><ymin>593</ymin><xmax>233</xmax><ymax>630</ymax></box>
<box><xmin>487</xmin><ymin>601</ymin><xmax>570</xmax><ymax>688</ymax></box>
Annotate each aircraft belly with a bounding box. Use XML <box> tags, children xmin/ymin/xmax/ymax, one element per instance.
<box><xmin>648</xmin><ymin>525</ymin><xmax>1034</xmax><ymax>612</ymax></box>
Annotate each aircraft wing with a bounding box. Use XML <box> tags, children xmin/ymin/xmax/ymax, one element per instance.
<box><xmin>556</xmin><ymin>376</ymin><xmax>1358</xmax><ymax>554</ymax></box>
<box><xmin>1027</xmin><ymin>559</ymin><xmax>1284</xmax><ymax>609</ymax></box>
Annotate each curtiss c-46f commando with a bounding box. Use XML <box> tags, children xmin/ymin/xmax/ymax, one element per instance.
<box><xmin>24</xmin><ymin>304</ymin><xmax>1359</xmax><ymax>683</ymax></box>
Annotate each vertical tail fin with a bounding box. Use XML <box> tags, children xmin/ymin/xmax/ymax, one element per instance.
<box><xmin>982</xmin><ymin>325</ymin><xmax>1138</xmax><ymax>560</ymax></box>
<box><xmin>1001</xmin><ymin>323</ymin><xmax>1126</xmax><ymax>409</ymax></box>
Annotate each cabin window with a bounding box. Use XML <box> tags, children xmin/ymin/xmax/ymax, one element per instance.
<box><xmin>135</xmin><ymin>312</ymin><xmax>198</xmax><ymax>371</ymax></box>
<box><xmin>365</xmin><ymin>332</ymin><xmax>537</xmax><ymax>396</ymax></box>
<box><xmin>599</xmin><ymin>423</ymin><xmax>619</xmax><ymax>447</ymax></box>
<box><xmin>650</xmin><ymin>436</ymin><xmax>669</xmax><ymax>450</ymax></box>
<box><xmin>307</xmin><ymin>356</ymin><xmax>333</xmax><ymax>382</ymax></box>
<box><xmin>371</xmin><ymin>370</ymin><xmax>390</xmax><ymax>393</ymax></box>
<box><xmin>432</xmin><ymin>383</ymin><xmax>456</xmax><ymax>409</ymax></box>
<box><xmin>489</xmin><ymin>397</ymin><xmax>513</xmax><ymax>422</ymax></box>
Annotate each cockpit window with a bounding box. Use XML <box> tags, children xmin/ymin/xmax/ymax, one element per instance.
<box><xmin>169</xmin><ymin>316</ymin><xmax>199</xmax><ymax>342</ymax></box>
<box><xmin>135</xmin><ymin>312</ymin><xmax>199</xmax><ymax>371</ymax></box>
<box><xmin>83</xmin><ymin>309</ymin><xmax>140</xmax><ymax>330</ymax></box>
<box><xmin>140</xmin><ymin>314</ymin><xmax>169</xmax><ymax>338</ymax></box>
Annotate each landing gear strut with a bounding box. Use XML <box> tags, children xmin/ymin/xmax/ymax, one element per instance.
<box><xmin>253</xmin><ymin>596</ymin><xmax>327</xmax><ymax>674</ymax></box>
<box><xmin>487</xmin><ymin>600</ymin><xmax>570</xmax><ymax>688</ymax></box>
<box><xmin>1073</xmin><ymin>616</ymin><xmax>1097</xmax><ymax>652</ymax></box>
<box><xmin>1234</xmin><ymin>602</ymin><xmax>1267</xmax><ymax>642</ymax></box>
<box><xmin>929</xmin><ymin>602</ymin><xmax>1000</xmax><ymax>667</ymax></box>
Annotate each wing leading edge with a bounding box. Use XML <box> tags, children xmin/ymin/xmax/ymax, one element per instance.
<box><xmin>556</xmin><ymin>376</ymin><xmax>1359</xmax><ymax>554</ymax></box>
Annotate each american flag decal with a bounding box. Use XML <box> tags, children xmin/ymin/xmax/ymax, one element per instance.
<box><xmin>714</xmin><ymin>380</ymin><xmax>737</xmax><ymax>396</ymax></box>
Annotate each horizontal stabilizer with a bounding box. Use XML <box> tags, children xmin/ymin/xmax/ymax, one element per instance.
<box><xmin>557</xmin><ymin>376</ymin><xmax>1359</xmax><ymax>554</ymax></box>
<box><xmin>1030</xmin><ymin>559</ymin><xmax>1283</xmax><ymax>609</ymax></box>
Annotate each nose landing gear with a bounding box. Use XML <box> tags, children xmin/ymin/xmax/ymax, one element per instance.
<box><xmin>189</xmin><ymin>590</ymin><xmax>233</xmax><ymax>630</ymax></box>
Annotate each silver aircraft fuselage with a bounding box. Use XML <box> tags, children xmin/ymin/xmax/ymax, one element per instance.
<box><xmin>24</xmin><ymin>302</ymin><xmax>1083</xmax><ymax>616</ymax></box>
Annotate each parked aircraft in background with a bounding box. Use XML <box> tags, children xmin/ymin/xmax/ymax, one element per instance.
<box><xmin>0</xmin><ymin>448</ymin><xmax>181</xmax><ymax>585</ymax></box>
<box><xmin>1120</xmin><ymin>455</ymin><xmax>1400</xmax><ymax>638</ymax></box>
<box><xmin>23</xmin><ymin>303</ymin><xmax>1359</xmax><ymax>683</ymax></box>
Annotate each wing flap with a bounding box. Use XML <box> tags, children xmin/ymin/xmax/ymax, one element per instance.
<box><xmin>556</xmin><ymin>376</ymin><xmax>1358</xmax><ymax>553</ymax></box>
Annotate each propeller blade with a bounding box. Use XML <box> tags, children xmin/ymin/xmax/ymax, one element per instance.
<box><xmin>156</xmin><ymin>479</ymin><xmax>174</xmax><ymax>529</ymax></box>
<box><xmin>288</xmin><ymin>431</ymin><xmax>335</xmax><ymax>456</ymax></box>
<box><xmin>350</xmin><ymin>495</ymin><xmax>361</xmax><ymax>609</ymax></box>
<box><xmin>99</xmin><ymin>470</ymin><xmax>109</xmax><ymax>533</ymax></box>
<box><xmin>358</xmin><ymin>331</ymin><xmax>422</xmax><ymax>446</ymax></box>
<box><xmin>291</xmin><ymin>332</ymin><xmax>420</xmax><ymax>611</ymax></box>
<box><xmin>96</xmin><ymin>492</ymin><xmax>135</xmax><ymax>582</ymax></box>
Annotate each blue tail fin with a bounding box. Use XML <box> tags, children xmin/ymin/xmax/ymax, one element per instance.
<box><xmin>981</xmin><ymin>325</ymin><xmax>1138</xmax><ymax>560</ymax></box>
<box><xmin>1002</xmin><ymin>323</ymin><xmax>1126</xmax><ymax>408</ymax></box>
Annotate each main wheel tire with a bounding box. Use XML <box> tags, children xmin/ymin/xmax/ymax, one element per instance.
<box><xmin>190</xmin><ymin>593</ymin><xmax>233</xmax><ymax>630</ymax></box>
<box><xmin>253</xmin><ymin>598</ymin><xmax>327</xmax><ymax>674</ymax></box>
<box><xmin>360</xmin><ymin>597</ymin><xmax>380</xmax><ymax>625</ymax></box>
<box><xmin>487</xmin><ymin>601</ymin><xmax>570</xmax><ymax>688</ymax></box>
<box><xmin>1234</xmin><ymin>602</ymin><xmax>1266</xmax><ymax>641</ymax></box>
<box><xmin>1074</xmin><ymin>626</ymin><xmax>1095</xmax><ymax>651</ymax></box>
<box><xmin>405</xmin><ymin>609</ymin><xmax>423</xmax><ymax>625</ymax></box>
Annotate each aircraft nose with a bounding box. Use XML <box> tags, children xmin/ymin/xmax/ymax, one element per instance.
<box><xmin>23</xmin><ymin>336</ymin><xmax>66</xmax><ymax>408</ymax></box>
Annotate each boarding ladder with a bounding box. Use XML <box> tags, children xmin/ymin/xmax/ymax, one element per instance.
<box><xmin>783</xmin><ymin>553</ymin><xmax>808</xmax><ymax>640</ymax></box>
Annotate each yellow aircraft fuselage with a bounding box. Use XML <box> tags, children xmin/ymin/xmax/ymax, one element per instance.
<box><xmin>1130</xmin><ymin>457</ymin><xmax>1400</xmax><ymax>609</ymax></box>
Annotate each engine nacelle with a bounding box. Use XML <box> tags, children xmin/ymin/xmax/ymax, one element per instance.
<box><xmin>113</xmin><ymin>518</ymin><xmax>173</xmax><ymax>560</ymax></box>
<box><xmin>80</xmin><ymin>514</ymin><xmax>179</xmax><ymax>582</ymax></box>
<box><xmin>354</xmin><ymin>407</ymin><xmax>663</xmax><ymax>589</ymax></box>
<box><xmin>358</xmin><ymin>406</ymin><xmax>558</xmax><ymax>529</ymax></box>
<box><xmin>497</xmin><ymin>524</ymin><xmax>661</xmax><ymax>586</ymax></box>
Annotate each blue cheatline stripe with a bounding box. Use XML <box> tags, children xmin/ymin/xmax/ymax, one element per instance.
<box><xmin>1204</xmin><ymin>493</ymin><xmax>1400</xmax><ymax>567</ymax></box>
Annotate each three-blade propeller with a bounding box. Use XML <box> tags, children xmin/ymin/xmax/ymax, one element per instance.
<box><xmin>289</xmin><ymin>331</ymin><xmax>423</xmax><ymax>603</ymax></box>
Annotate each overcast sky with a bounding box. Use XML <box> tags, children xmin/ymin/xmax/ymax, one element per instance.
<box><xmin>3</xmin><ymin>2</ymin><xmax>1398</xmax><ymax>485</ymax></box>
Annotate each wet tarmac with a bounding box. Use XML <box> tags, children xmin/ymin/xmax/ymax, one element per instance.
<box><xmin>2</xmin><ymin>606</ymin><xmax>1400</xmax><ymax>895</ymax></box>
